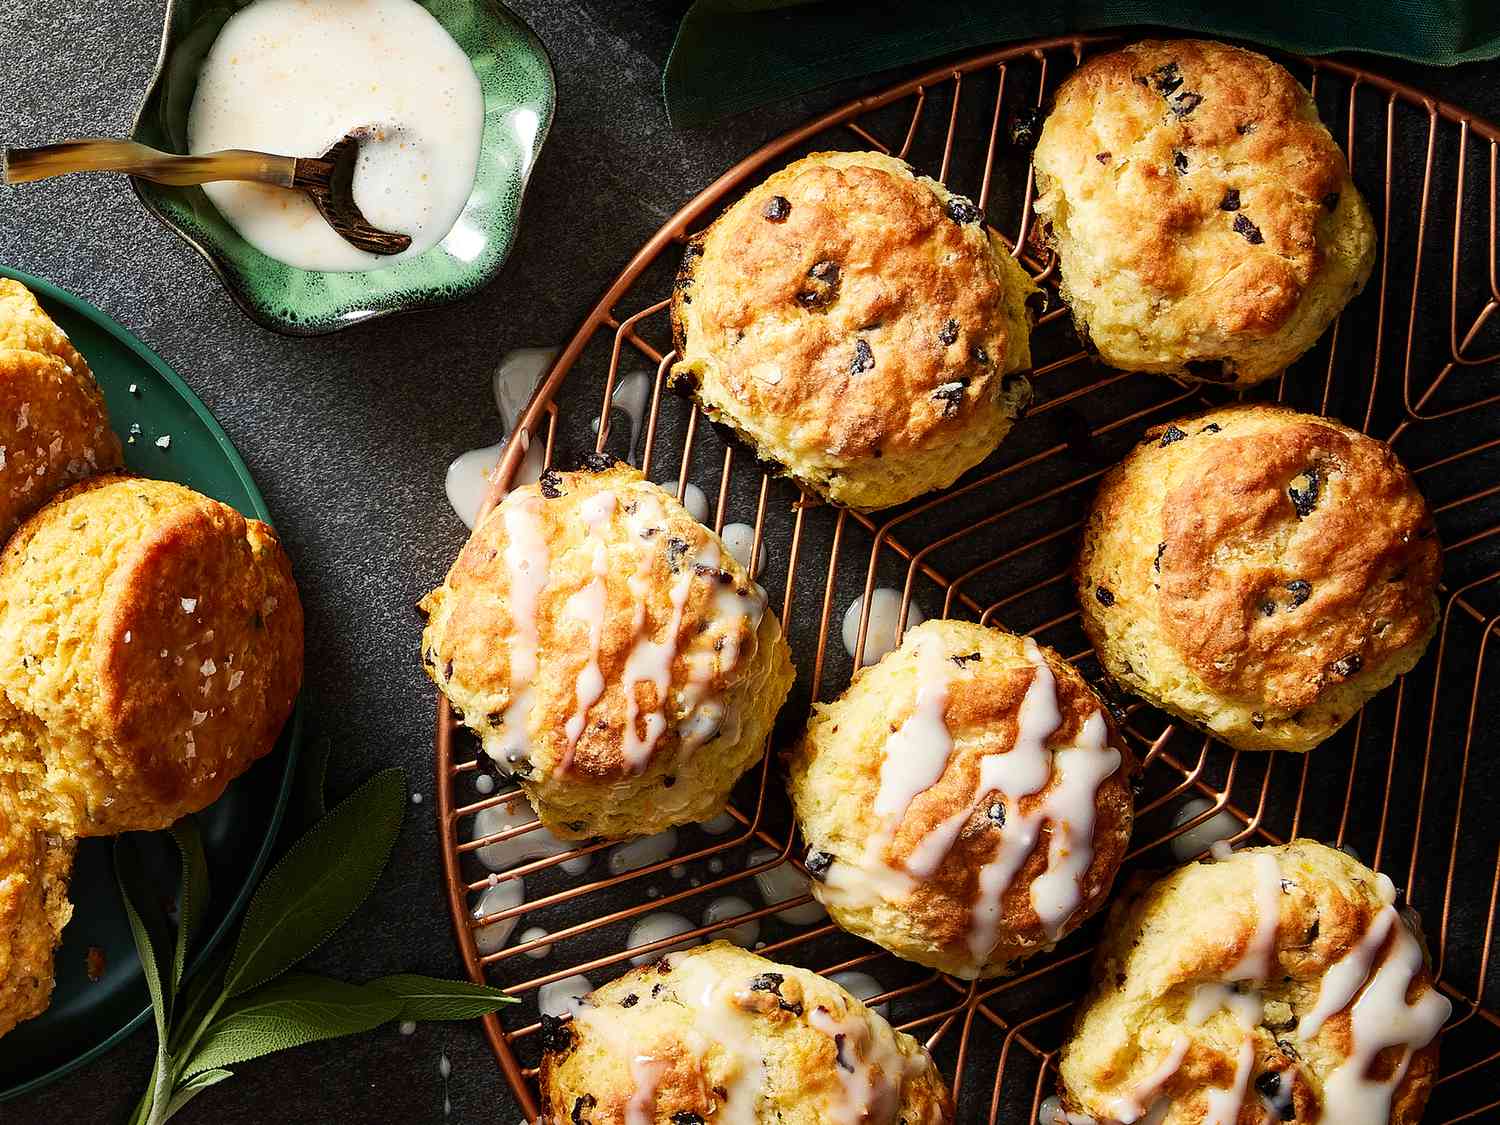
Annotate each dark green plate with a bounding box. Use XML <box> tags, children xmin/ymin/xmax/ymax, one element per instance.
<box><xmin>0</xmin><ymin>266</ymin><xmax>302</xmax><ymax>1101</ymax></box>
<box><xmin>129</xmin><ymin>0</ymin><xmax>554</xmax><ymax>336</ymax></box>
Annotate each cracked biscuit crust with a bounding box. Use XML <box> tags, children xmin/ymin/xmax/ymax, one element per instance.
<box><xmin>1077</xmin><ymin>404</ymin><xmax>1439</xmax><ymax>752</ymax></box>
<box><xmin>1034</xmin><ymin>39</ymin><xmax>1376</xmax><ymax>384</ymax></box>
<box><xmin>670</xmin><ymin>150</ymin><xmax>1035</xmax><ymax>510</ymax></box>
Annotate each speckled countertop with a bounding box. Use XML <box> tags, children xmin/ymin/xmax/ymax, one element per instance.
<box><xmin>2</xmin><ymin>3</ymin><xmax>1498</xmax><ymax>1121</ymax></box>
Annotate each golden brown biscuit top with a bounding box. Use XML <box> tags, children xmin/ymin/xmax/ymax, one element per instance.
<box><xmin>0</xmin><ymin>769</ymin><xmax>73</xmax><ymax>1036</ymax></box>
<box><xmin>1120</xmin><ymin>405</ymin><xmax>1439</xmax><ymax>712</ymax></box>
<box><xmin>0</xmin><ymin>475</ymin><xmax>304</xmax><ymax>828</ymax></box>
<box><xmin>541</xmin><ymin>942</ymin><xmax>952</xmax><ymax>1125</ymax></box>
<box><xmin>422</xmin><ymin>465</ymin><xmax>769</xmax><ymax>783</ymax></box>
<box><xmin>0</xmin><ymin>279</ymin><xmax>90</xmax><ymax>379</ymax></box>
<box><xmin>806</xmin><ymin>620</ymin><xmax>1132</xmax><ymax>968</ymax></box>
<box><xmin>1060</xmin><ymin>841</ymin><xmax>1450</xmax><ymax>1125</ymax></box>
<box><xmin>674</xmin><ymin>150</ymin><xmax>1026</xmax><ymax>460</ymax></box>
<box><xmin>1038</xmin><ymin>40</ymin><xmax>1351</xmax><ymax>344</ymax></box>
<box><xmin>0</xmin><ymin>348</ymin><xmax>123</xmax><ymax>541</ymax></box>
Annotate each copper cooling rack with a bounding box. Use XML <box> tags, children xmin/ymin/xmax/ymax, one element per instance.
<box><xmin>433</xmin><ymin>34</ymin><xmax>1500</xmax><ymax>1123</ymax></box>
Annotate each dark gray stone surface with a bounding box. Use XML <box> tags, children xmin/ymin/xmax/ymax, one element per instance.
<box><xmin>1</xmin><ymin>2</ymin><xmax>1497</xmax><ymax>1121</ymax></box>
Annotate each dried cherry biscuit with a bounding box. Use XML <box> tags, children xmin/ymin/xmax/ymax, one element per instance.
<box><xmin>1057</xmin><ymin>840</ymin><xmax>1450</xmax><ymax>1125</ymax></box>
<box><xmin>420</xmin><ymin>463</ymin><xmax>794</xmax><ymax>840</ymax></box>
<box><xmin>1033</xmin><ymin>39</ymin><xmax>1376</xmax><ymax>384</ymax></box>
<box><xmin>669</xmin><ymin>150</ymin><xmax>1036</xmax><ymax>510</ymax></box>
<box><xmin>1076</xmin><ymin>404</ymin><xmax>1439</xmax><ymax>753</ymax></box>
<box><xmin>538</xmin><ymin>941</ymin><xmax>953</xmax><ymax>1124</ymax></box>
<box><xmin>788</xmin><ymin>618</ymin><xmax>1133</xmax><ymax>979</ymax></box>
<box><xmin>0</xmin><ymin>769</ymin><xmax>73</xmax><ymax>1040</ymax></box>
<box><xmin>0</xmin><ymin>475</ymin><xmax>304</xmax><ymax>835</ymax></box>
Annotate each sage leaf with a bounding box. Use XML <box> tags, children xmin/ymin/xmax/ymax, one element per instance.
<box><xmin>114</xmin><ymin>834</ymin><xmax>172</xmax><ymax>1041</ymax></box>
<box><xmin>370</xmin><ymin>974</ymin><xmax>518</xmax><ymax>1021</ymax></box>
<box><xmin>162</xmin><ymin>1068</ymin><xmax>233</xmax><ymax>1118</ymax></box>
<box><xmin>184</xmin><ymin>973</ymin><xmax>401</xmax><ymax>1077</ymax></box>
<box><xmin>168</xmin><ymin>819</ymin><xmax>209</xmax><ymax>993</ymax></box>
<box><xmin>222</xmin><ymin>767</ymin><xmax>404</xmax><ymax>997</ymax></box>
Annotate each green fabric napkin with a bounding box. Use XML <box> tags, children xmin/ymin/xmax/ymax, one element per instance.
<box><xmin>664</xmin><ymin>0</ymin><xmax>1500</xmax><ymax>127</ymax></box>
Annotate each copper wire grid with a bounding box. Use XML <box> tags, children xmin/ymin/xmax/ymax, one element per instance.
<box><xmin>433</xmin><ymin>34</ymin><xmax>1500</xmax><ymax>1123</ymax></box>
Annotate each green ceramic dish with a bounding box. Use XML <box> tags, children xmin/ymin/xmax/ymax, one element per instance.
<box><xmin>0</xmin><ymin>265</ymin><xmax>303</xmax><ymax>1101</ymax></box>
<box><xmin>129</xmin><ymin>0</ymin><xmax>554</xmax><ymax>335</ymax></box>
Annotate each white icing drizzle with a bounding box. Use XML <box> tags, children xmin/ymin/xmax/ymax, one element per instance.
<box><xmin>1296</xmin><ymin>884</ymin><xmax>1451</xmax><ymax>1125</ymax></box>
<box><xmin>1186</xmin><ymin>983</ymin><xmax>1261</xmax><ymax>1030</ymax></box>
<box><xmin>471</xmin><ymin>879</ymin><xmax>524</xmax><ymax>955</ymax></box>
<box><xmin>867</xmin><ymin>633</ymin><xmax>955</xmax><ymax>877</ymax></box>
<box><xmin>967</xmin><ymin>642</ymin><xmax>1120</xmax><ymax>958</ymax></box>
<box><xmin>626</xmin><ymin>912</ymin><xmax>698</xmax><ymax>964</ymax></box>
<box><xmin>665</xmin><ymin>953</ymin><xmax>766</xmax><ymax>1125</ymax></box>
<box><xmin>538</xmin><ymin>974</ymin><xmax>594</xmax><ymax>1019</ymax></box>
<box><xmin>823</xmin><ymin>636</ymin><xmax>1121</xmax><ymax>969</ymax></box>
<box><xmin>1225</xmin><ymin>852</ymin><xmax>1281</xmax><ymax>983</ymax></box>
<box><xmin>611</xmin><ymin>496</ymin><xmax>768</xmax><ymax>773</ymax></box>
<box><xmin>1028</xmin><ymin>715</ymin><xmax>1119</xmax><ymax>938</ymax></box>
<box><xmin>841</xmin><ymin>588</ymin><xmax>924</xmax><ymax>667</ymax></box>
<box><xmin>1202</xmin><ymin>1038</ymin><xmax>1255</xmax><ymax>1125</ymax></box>
<box><xmin>487</xmin><ymin>494</ymin><xmax>549</xmax><ymax>772</ymax></box>
<box><xmin>1105</xmin><ymin>1034</ymin><xmax>1190</xmax><ymax>1123</ymax></box>
<box><xmin>704</xmin><ymin>896</ymin><xmax>760</xmax><ymax>948</ymax></box>
<box><xmin>620</xmin><ymin>521</ymin><xmax>705</xmax><ymax>771</ymax></box>
<box><xmin>806</xmin><ymin>1002</ymin><xmax>925</xmax><ymax>1125</ymax></box>
<box><xmin>561</xmin><ymin>491</ymin><xmax>616</xmax><ymax>762</ymax></box>
<box><xmin>626</xmin><ymin>1056</ymin><xmax>666</xmax><ymax>1125</ymax></box>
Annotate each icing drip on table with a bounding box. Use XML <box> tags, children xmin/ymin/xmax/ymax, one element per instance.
<box><xmin>486</xmin><ymin>494</ymin><xmax>549</xmax><ymax>772</ymax></box>
<box><xmin>841</xmin><ymin>588</ymin><xmax>924</xmax><ymax>666</ymax></box>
